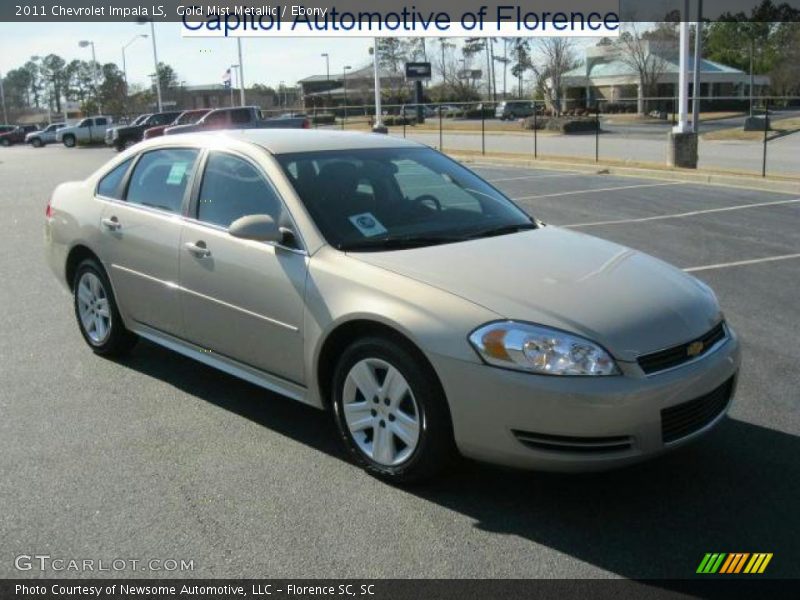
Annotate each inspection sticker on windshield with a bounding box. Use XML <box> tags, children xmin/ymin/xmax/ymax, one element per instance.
<box><xmin>166</xmin><ymin>162</ymin><xmax>188</xmax><ymax>185</ymax></box>
<box><xmin>349</xmin><ymin>212</ymin><xmax>387</xmax><ymax>237</ymax></box>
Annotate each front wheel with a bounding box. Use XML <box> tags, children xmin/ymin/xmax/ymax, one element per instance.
<box><xmin>73</xmin><ymin>259</ymin><xmax>137</xmax><ymax>356</ymax></box>
<box><xmin>31</xmin><ymin>138</ymin><xmax>43</xmax><ymax>148</ymax></box>
<box><xmin>63</xmin><ymin>134</ymin><xmax>76</xmax><ymax>148</ymax></box>
<box><xmin>331</xmin><ymin>336</ymin><xmax>456</xmax><ymax>483</ymax></box>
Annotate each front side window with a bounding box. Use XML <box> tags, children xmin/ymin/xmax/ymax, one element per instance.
<box><xmin>126</xmin><ymin>148</ymin><xmax>199</xmax><ymax>213</ymax></box>
<box><xmin>196</xmin><ymin>152</ymin><xmax>284</xmax><ymax>228</ymax></box>
<box><xmin>276</xmin><ymin>147</ymin><xmax>533</xmax><ymax>250</ymax></box>
<box><xmin>97</xmin><ymin>158</ymin><xmax>133</xmax><ymax>199</ymax></box>
<box><xmin>78</xmin><ymin>119</ymin><xmax>91</xmax><ymax>127</ymax></box>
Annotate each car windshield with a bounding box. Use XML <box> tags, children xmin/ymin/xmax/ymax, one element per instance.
<box><xmin>276</xmin><ymin>147</ymin><xmax>535</xmax><ymax>251</ymax></box>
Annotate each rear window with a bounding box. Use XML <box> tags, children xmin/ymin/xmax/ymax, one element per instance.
<box><xmin>125</xmin><ymin>149</ymin><xmax>199</xmax><ymax>213</ymax></box>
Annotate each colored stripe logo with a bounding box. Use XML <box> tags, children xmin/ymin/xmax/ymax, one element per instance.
<box><xmin>697</xmin><ymin>553</ymin><xmax>773</xmax><ymax>574</ymax></box>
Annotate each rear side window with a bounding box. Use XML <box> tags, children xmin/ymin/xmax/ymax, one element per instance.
<box><xmin>126</xmin><ymin>148</ymin><xmax>199</xmax><ymax>213</ymax></box>
<box><xmin>97</xmin><ymin>158</ymin><xmax>133</xmax><ymax>199</ymax></box>
<box><xmin>95</xmin><ymin>118</ymin><xmax>108</xmax><ymax>126</ymax></box>
<box><xmin>230</xmin><ymin>109</ymin><xmax>251</xmax><ymax>124</ymax></box>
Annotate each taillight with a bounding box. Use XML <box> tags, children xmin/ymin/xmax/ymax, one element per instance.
<box><xmin>302</xmin><ymin>119</ymin><xmax>310</xmax><ymax>129</ymax></box>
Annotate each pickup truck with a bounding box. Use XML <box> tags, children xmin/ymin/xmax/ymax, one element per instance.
<box><xmin>0</xmin><ymin>124</ymin><xmax>39</xmax><ymax>147</ymax></box>
<box><xmin>143</xmin><ymin>108</ymin><xmax>210</xmax><ymax>140</ymax></box>
<box><xmin>164</xmin><ymin>106</ymin><xmax>309</xmax><ymax>135</ymax></box>
<box><xmin>56</xmin><ymin>116</ymin><xmax>114</xmax><ymax>147</ymax></box>
<box><xmin>106</xmin><ymin>110</ymin><xmax>182</xmax><ymax>151</ymax></box>
<box><xmin>26</xmin><ymin>123</ymin><xmax>67</xmax><ymax>147</ymax></box>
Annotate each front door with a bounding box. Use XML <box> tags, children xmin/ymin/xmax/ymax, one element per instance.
<box><xmin>178</xmin><ymin>151</ymin><xmax>307</xmax><ymax>384</ymax></box>
<box><xmin>100</xmin><ymin>147</ymin><xmax>200</xmax><ymax>338</ymax></box>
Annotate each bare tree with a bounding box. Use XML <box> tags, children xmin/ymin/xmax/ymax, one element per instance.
<box><xmin>616</xmin><ymin>23</ymin><xmax>670</xmax><ymax>114</ymax></box>
<box><xmin>529</xmin><ymin>38</ymin><xmax>577</xmax><ymax>115</ymax></box>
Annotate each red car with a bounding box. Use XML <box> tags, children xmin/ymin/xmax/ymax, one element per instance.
<box><xmin>143</xmin><ymin>109</ymin><xmax>210</xmax><ymax>140</ymax></box>
<box><xmin>0</xmin><ymin>124</ymin><xmax>39</xmax><ymax>147</ymax></box>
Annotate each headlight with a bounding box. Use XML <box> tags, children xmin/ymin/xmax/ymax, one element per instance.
<box><xmin>468</xmin><ymin>321</ymin><xmax>619</xmax><ymax>376</ymax></box>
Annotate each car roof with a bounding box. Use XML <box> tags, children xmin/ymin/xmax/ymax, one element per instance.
<box><xmin>220</xmin><ymin>129</ymin><xmax>424</xmax><ymax>155</ymax></box>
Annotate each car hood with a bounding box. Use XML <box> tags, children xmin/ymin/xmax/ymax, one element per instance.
<box><xmin>349</xmin><ymin>227</ymin><xmax>722</xmax><ymax>361</ymax></box>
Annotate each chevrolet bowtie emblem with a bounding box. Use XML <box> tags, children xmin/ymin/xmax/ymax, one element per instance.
<box><xmin>687</xmin><ymin>341</ymin><xmax>704</xmax><ymax>357</ymax></box>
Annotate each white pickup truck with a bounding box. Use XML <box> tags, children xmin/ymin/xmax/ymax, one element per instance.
<box><xmin>56</xmin><ymin>116</ymin><xmax>114</xmax><ymax>147</ymax></box>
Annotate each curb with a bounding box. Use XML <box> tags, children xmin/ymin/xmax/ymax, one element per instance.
<box><xmin>447</xmin><ymin>153</ymin><xmax>800</xmax><ymax>195</ymax></box>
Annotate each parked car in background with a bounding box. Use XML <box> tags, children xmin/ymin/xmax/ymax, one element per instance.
<box><xmin>26</xmin><ymin>123</ymin><xmax>67</xmax><ymax>147</ymax></box>
<box><xmin>164</xmin><ymin>106</ymin><xmax>309</xmax><ymax>135</ymax></box>
<box><xmin>495</xmin><ymin>101</ymin><xmax>535</xmax><ymax>120</ymax></box>
<box><xmin>0</xmin><ymin>124</ymin><xmax>39</xmax><ymax>146</ymax></box>
<box><xmin>45</xmin><ymin>130</ymin><xmax>739</xmax><ymax>483</ymax></box>
<box><xmin>106</xmin><ymin>111</ymin><xmax>182</xmax><ymax>151</ymax></box>
<box><xmin>143</xmin><ymin>109</ymin><xmax>210</xmax><ymax>140</ymax></box>
<box><xmin>0</xmin><ymin>125</ymin><xmax>16</xmax><ymax>135</ymax></box>
<box><xmin>57</xmin><ymin>116</ymin><xmax>114</xmax><ymax>147</ymax></box>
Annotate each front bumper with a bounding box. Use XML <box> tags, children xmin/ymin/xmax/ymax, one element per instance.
<box><xmin>430</xmin><ymin>328</ymin><xmax>741</xmax><ymax>471</ymax></box>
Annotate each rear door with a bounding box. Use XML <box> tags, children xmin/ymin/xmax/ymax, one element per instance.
<box><xmin>92</xmin><ymin>117</ymin><xmax>109</xmax><ymax>142</ymax></box>
<box><xmin>178</xmin><ymin>150</ymin><xmax>307</xmax><ymax>383</ymax></box>
<box><xmin>99</xmin><ymin>147</ymin><xmax>200</xmax><ymax>337</ymax></box>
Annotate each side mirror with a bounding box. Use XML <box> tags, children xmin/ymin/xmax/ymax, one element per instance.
<box><xmin>228</xmin><ymin>214</ymin><xmax>282</xmax><ymax>243</ymax></box>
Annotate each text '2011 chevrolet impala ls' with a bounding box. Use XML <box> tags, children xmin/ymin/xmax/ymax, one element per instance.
<box><xmin>45</xmin><ymin>130</ymin><xmax>740</xmax><ymax>483</ymax></box>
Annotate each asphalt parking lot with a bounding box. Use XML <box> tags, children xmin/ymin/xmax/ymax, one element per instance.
<box><xmin>1</xmin><ymin>144</ymin><xmax>798</xmax><ymax>581</ymax></box>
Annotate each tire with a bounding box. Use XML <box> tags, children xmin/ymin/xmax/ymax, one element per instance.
<box><xmin>0</xmin><ymin>138</ymin><xmax>9</xmax><ymax>147</ymax></box>
<box><xmin>331</xmin><ymin>336</ymin><xmax>456</xmax><ymax>483</ymax></box>
<box><xmin>31</xmin><ymin>138</ymin><xmax>43</xmax><ymax>148</ymax></box>
<box><xmin>73</xmin><ymin>258</ymin><xmax>137</xmax><ymax>357</ymax></box>
<box><xmin>114</xmin><ymin>141</ymin><xmax>125</xmax><ymax>152</ymax></box>
<box><xmin>63</xmin><ymin>134</ymin><xmax>76</xmax><ymax>148</ymax></box>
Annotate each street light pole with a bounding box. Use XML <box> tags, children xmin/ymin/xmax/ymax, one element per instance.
<box><xmin>139</xmin><ymin>20</ymin><xmax>163</xmax><ymax>112</ymax></box>
<box><xmin>691</xmin><ymin>0</ymin><xmax>703</xmax><ymax>133</ymax></box>
<box><xmin>372</xmin><ymin>39</ymin><xmax>386</xmax><ymax>133</ymax></box>
<box><xmin>321</xmin><ymin>53</ymin><xmax>330</xmax><ymax>108</ymax></box>
<box><xmin>343</xmin><ymin>65</ymin><xmax>351</xmax><ymax>124</ymax></box>
<box><xmin>122</xmin><ymin>34</ymin><xmax>147</xmax><ymax>99</ymax></box>
<box><xmin>237</xmin><ymin>37</ymin><xmax>246</xmax><ymax>106</ymax></box>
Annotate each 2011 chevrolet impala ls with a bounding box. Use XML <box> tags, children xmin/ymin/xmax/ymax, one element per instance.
<box><xmin>45</xmin><ymin>130</ymin><xmax>740</xmax><ymax>482</ymax></box>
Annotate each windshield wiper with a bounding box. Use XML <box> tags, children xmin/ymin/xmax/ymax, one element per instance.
<box><xmin>463</xmin><ymin>222</ymin><xmax>537</xmax><ymax>240</ymax></box>
<box><xmin>338</xmin><ymin>235</ymin><xmax>462</xmax><ymax>251</ymax></box>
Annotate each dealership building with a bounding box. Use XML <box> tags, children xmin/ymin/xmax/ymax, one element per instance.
<box><xmin>561</xmin><ymin>42</ymin><xmax>770</xmax><ymax>111</ymax></box>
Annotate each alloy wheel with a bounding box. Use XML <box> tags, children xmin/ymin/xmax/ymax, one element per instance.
<box><xmin>342</xmin><ymin>358</ymin><xmax>421</xmax><ymax>467</ymax></box>
<box><xmin>76</xmin><ymin>272</ymin><xmax>112</xmax><ymax>344</ymax></box>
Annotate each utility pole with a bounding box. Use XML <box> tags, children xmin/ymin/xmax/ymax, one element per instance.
<box><xmin>372</xmin><ymin>39</ymin><xmax>386</xmax><ymax>133</ymax></box>
<box><xmin>321</xmin><ymin>53</ymin><xmax>330</xmax><ymax>108</ymax></box>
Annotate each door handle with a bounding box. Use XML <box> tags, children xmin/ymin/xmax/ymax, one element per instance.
<box><xmin>101</xmin><ymin>216</ymin><xmax>121</xmax><ymax>231</ymax></box>
<box><xmin>185</xmin><ymin>241</ymin><xmax>211</xmax><ymax>258</ymax></box>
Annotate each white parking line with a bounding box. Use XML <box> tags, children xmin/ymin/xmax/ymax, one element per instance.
<box><xmin>513</xmin><ymin>181</ymin><xmax>685</xmax><ymax>201</ymax></box>
<box><xmin>486</xmin><ymin>173</ymin><xmax>581</xmax><ymax>183</ymax></box>
<box><xmin>684</xmin><ymin>253</ymin><xmax>800</xmax><ymax>272</ymax></box>
<box><xmin>562</xmin><ymin>198</ymin><xmax>800</xmax><ymax>228</ymax></box>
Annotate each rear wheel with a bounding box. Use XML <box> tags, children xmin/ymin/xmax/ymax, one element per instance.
<box><xmin>63</xmin><ymin>134</ymin><xmax>76</xmax><ymax>148</ymax></box>
<box><xmin>0</xmin><ymin>138</ymin><xmax>9</xmax><ymax>147</ymax></box>
<box><xmin>73</xmin><ymin>259</ymin><xmax>137</xmax><ymax>357</ymax></box>
<box><xmin>331</xmin><ymin>336</ymin><xmax>456</xmax><ymax>483</ymax></box>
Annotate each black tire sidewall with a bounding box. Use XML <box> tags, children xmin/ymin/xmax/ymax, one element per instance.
<box><xmin>32</xmin><ymin>138</ymin><xmax>43</xmax><ymax>147</ymax></box>
<box><xmin>72</xmin><ymin>259</ymin><xmax>135</xmax><ymax>356</ymax></box>
<box><xmin>63</xmin><ymin>135</ymin><xmax>75</xmax><ymax>147</ymax></box>
<box><xmin>0</xmin><ymin>139</ymin><xmax>9</xmax><ymax>147</ymax></box>
<box><xmin>331</xmin><ymin>336</ymin><xmax>453</xmax><ymax>482</ymax></box>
